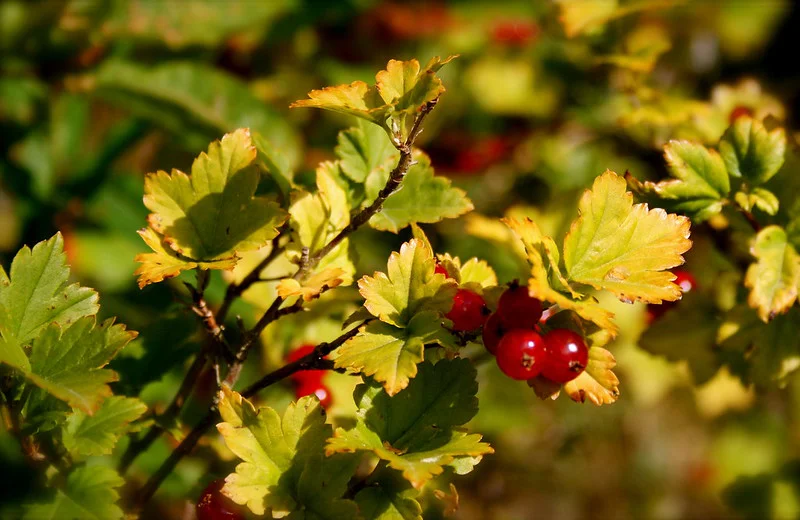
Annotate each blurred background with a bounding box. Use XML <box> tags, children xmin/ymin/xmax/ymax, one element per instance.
<box><xmin>2</xmin><ymin>1</ymin><xmax>800</xmax><ymax>518</ymax></box>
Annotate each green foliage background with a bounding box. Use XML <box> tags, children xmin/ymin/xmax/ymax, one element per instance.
<box><xmin>2</xmin><ymin>0</ymin><xmax>800</xmax><ymax>518</ymax></box>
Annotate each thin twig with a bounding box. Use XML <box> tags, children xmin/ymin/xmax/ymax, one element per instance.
<box><xmin>133</xmin><ymin>322</ymin><xmax>368</xmax><ymax>511</ymax></box>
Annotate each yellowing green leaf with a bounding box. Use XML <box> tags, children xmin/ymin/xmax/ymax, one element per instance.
<box><xmin>563</xmin><ymin>346</ymin><xmax>620</xmax><ymax>405</ymax></box>
<box><xmin>556</xmin><ymin>0</ymin><xmax>680</xmax><ymax>38</ymax></box>
<box><xmin>327</xmin><ymin>359</ymin><xmax>492</xmax><ymax>489</ymax></box>
<box><xmin>564</xmin><ymin>171</ymin><xmax>692</xmax><ymax>304</ymax></box>
<box><xmin>629</xmin><ymin>141</ymin><xmax>729</xmax><ymax>221</ymax></box>
<box><xmin>595</xmin><ymin>23</ymin><xmax>671</xmax><ymax>72</ymax></box>
<box><xmin>337</xmin><ymin>120</ymin><xmax>398</xmax><ymax>184</ymax></box>
<box><xmin>745</xmin><ymin>226</ymin><xmax>800</xmax><ymax>322</ymax></box>
<box><xmin>141</xmin><ymin>128</ymin><xmax>286</xmax><ymax>267</ymax></box>
<box><xmin>24</xmin><ymin>465</ymin><xmax>124</xmax><ymax>520</ymax></box>
<box><xmin>734</xmin><ymin>187</ymin><xmax>780</xmax><ymax>216</ymax></box>
<box><xmin>291</xmin><ymin>80</ymin><xmax>389</xmax><ymax>127</ymax></box>
<box><xmin>276</xmin><ymin>268</ymin><xmax>346</xmax><ymax>302</ymax></box>
<box><xmin>0</xmin><ymin>233</ymin><xmax>98</xmax><ymax>370</ymax></box>
<box><xmin>332</xmin><ymin>313</ymin><xmax>455</xmax><ymax>396</ymax></box>
<box><xmin>217</xmin><ymin>389</ymin><xmax>357</xmax><ymax>517</ymax></box>
<box><xmin>21</xmin><ymin>318</ymin><xmax>136</xmax><ymax>414</ymax></box>
<box><xmin>369</xmin><ymin>152</ymin><xmax>474</xmax><ymax>233</ymax></box>
<box><xmin>720</xmin><ymin>117</ymin><xmax>786</xmax><ymax>184</ymax></box>
<box><xmin>63</xmin><ymin>396</ymin><xmax>147</xmax><ymax>457</ymax></box>
<box><xmin>358</xmin><ymin>239</ymin><xmax>456</xmax><ymax>328</ymax></box>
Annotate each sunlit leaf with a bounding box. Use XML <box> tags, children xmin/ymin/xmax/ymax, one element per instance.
<box><xmin>563</xmin><ymin>346</ymin><xmax>620</xmax><ymax>405</ymax></box>
<box><xmin>744</xmin><ymin>226</ymin><xmax>800</xmax><ymax>322</ymax></box>
<box><xmin>277</xmin><ymin>268</ymin><xmax>346</xmax><ymax>302</ymax></box>
<box><xmin>563</xmin><ymin>171</ymin><xmax>692</xmax><ymax>304</ymax></box>
<box><xmin>720</xmin><ymin>117</ymin><xmax>786</xmax><ymax>185</ymax></box>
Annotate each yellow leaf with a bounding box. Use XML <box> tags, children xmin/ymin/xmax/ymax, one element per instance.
<box><xmin>276</xmin><ymin>268</ymin><xmax>346</xmax><ymax>302</ymax></box>
<box><xmin>745</xmin><ymin>226</ymin><xmax>800</xmax><ymax>322</ymax></box>
<box><xmin>563</xmin><ymin>346</ymin><xmax>620</xmax><ymax>405</ymax></box>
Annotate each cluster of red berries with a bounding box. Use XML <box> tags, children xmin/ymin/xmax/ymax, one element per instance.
<box><xmin>483</xmin><ymin>285</ymin><xmax>588</xmax><ymax>383</ymax></box>
<box><xmin>286</xmin><ymin>345</ymin><xmax>332</xmax><ymax>409</ymax></box>
<box><xmin>196</xmin><ymin>479</ymin><xmax>245</xmax><ymax>520</ymax></box>
<box><xmin>646</xmin><ymin>269</ymin><xmax>697</xmax><ymax>323</ymax></box>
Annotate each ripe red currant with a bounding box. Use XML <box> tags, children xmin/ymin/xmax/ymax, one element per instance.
<box><xmin>196</xmin><ymin>479</ymin><xmax>245</xmax><ymax>520</ymax></box>
<box><xmin>481</xmin><ymin>312</ymin><xmax>505</xmax><ymax>355</ymax></box>
<box><xmin>286</xmin><ymin>344</ymin><xmax>325</xmax><ymax>385</ymax></box>
<box><xmin>541</xmin><ymin>329</ymin><xmax>588</xmax><ymax>384</ymax></box>
<box><xmin>497</xmin><ymin>284</ymin><xmax>543</xmax><ymax>329</ymax></box>
<box><xmin>446</xmin><ymin>289</ymin><xmax>489</xmax><ymax>331</ymax></box>
<box><xmin>495</xmin><ymin>329</ymin><xmax>546</xmax><ymax>380</ymax></box>
<box><xmin>296</xmin><ymin>382</ymin><xmax>333</xmax><ymax>409</ymax></box>
<box><xmin>729</xmin><ymin>105</ymin><xmax>753</xmax><ymax>124</ymax></box>
<box><xmin>434</xmin><ymin>263</ymin><xmax>450</xmax><ymax>277</ymax></box>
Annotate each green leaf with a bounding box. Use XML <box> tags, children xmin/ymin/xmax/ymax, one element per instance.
<box><xmin>368</xmin><ymin>153</ymin><xmax>474</xmax><ymax>233</ymax></box>
<box><xmin>217</xmin><ymin>389</ymin><xmax>357</xmax><ymax>517</ymax></box>
<box><xmin>358</xmin><ymin>239</ymin><xmax>456</xmax><ymax>328</ymax></box>
<box><xmin>0</xmin><ymin>233</ymin><xmax>98</xmax><ymax>372</ymax></box>
<box><xmin>563</xmin><ymin>171</ymin><xmax>693</xmax><ymax>304</ymax></box>
<box><xmin>253</xmin><ymin>131</ymin><xmax>294</xmax><ymax>202</ymax></box>
<box><xmin>20</xmin><ymin>317</ymin><xmax>136</xmax><ymax>413</ymax></box>
<box><xmin>327</xmin><ymin>359</ymin><xmax>492</xmax><ymax>489</ymax></box>
<box><xmin>337</xmin><ymin>120</ymin><xmax>398</xmax><ymax>184</ymax></box>
<box><xmin>628</xmin><ymin>141</ymin><xmax>730</xmax><ymax>221</ymax></box>
<box><xmin>719</xmin><ymin>117</ymin><xmax>786</xmax><ymax>184</ymax></box>
<box><xmin>332</xmin><ymin>312</ymin><xmax>456</xmax><ymax>396</ymax></box>
<box><xmin>62</xmin><ymin>396</ymin><xmax>147</xmax><ymax>457</ymax></box>
<box><xmin>292</xmin><ymin>57</ymin><xmax>455</xmax><ymax>141</ymax></box>
<box><xmin>744</xmin><ymin>226</ymin><xmax>800</xmax><ymax>322</ymax></box>
<box><xmin>24</xmin><ymin>465</ymin><xmax>124</xmax><ymax>520</ymax></box>
<box><xmin>137</xmin><ymin>128</ymin><xmax>287</xmax><ymax>285</ymax></box>
<box><xmin>90</xmin><ymin>60</ymin><xmax>299</xmax><ymax>164</ymax></box>
<box><xmin>355</xmin><ymin>470</ymin><xmax>422</xmax><ymax>520</ymax></box>
<box><xmin>639</xmin><ymin>290</ymin><xmax>721</xmax><ymax>384</ymax></box>
<box><xmin>734</xmin><ymin>187</ymin><xmax>780</xmax><ymax>215</ymax></box>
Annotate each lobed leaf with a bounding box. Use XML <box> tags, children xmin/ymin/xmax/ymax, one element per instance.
<box><xmin>277</xmin><ymin>268</ymin><xmax>346</xmax><ymax>302</ymax></box>
<box><xmin>563</xmin><ymin>346</ymin><xmax>620</xmax><ymax>405</ymax></box>
<box><xmin>355</xmin><ymin>470</ymin><xmax>422</xmax><ymax>520</ymax></box>
<box><xmin>563</xmin><ymin>171</ymin><xmax>692</xmax><ymax>304</ymax></box>
<box><xmin>0</xmin><ymin>233</ymin><xmax>98</xmax><ymax>370</ymax></box>
<box><xmin>24</xmin><ymin>465</ymin><xmax>124</xmax><ymax>520</ymax></box>
<box><xmin>744</xmin><ymin>226</ymin><xmax>800</xmax><ymax>322</ymax></box>
<box><xmin>142</xmin><ymin>128</ymin><xmax>287</xmax><ymax>267</ymax></box>
<box><xmin>369</xmin><ymin>152</ymin><xmax>474</xmax><ymax>233</ymax></box>
<box><xmin>358</xmin><ymin>239</ymin><xmax>456</xmax><ymax>328</ymax></box>
<box><xmin>719</xmin><ymin>117</ymin><xmax>786</xmax><ymax>185</ymax></box>
<box><xmin>327</xmin><ymin>359</ymin><xmax>492</xmax><ymax>489</ymax></box>
<box><xmin>332</xmin><ymin>313</ymin><xmax>456</xmax><ymax>396</ymax></box>
<box><xmin>62</xmin><ymin>396</ymin><xmax>147</xmax><ymax>457</ymax></box>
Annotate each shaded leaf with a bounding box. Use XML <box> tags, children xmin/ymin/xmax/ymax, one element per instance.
<box><xmin>327</xmin><ymin>359</ymin><xmax>492</xmax><ymax>488</ymax></box>
<box><xmin>563</xmin><ymin>171</ymin><xmax>692</xmax><ymax>304</ymax></box>
<box><xmin>744</xmin><ymin>226</ymin><xmax>800</xmax><ymax>322</ymax></box>
<box><xmin>62</xmin><ymin>396</ymin><xmax>147</xmax><ymax>457</ymax></box>
<box><xmin>24</xmin><ymin>465</ymin><xmax>124</xmax><ymax>520</ymax></box>
<box><xmin>369</xmin><ymin>153</ymin><xmax>473</xmax><ymax>233</ymax></box>
<box><xmin>0</xmin><ymin>233</ymin><xmax>98</xmax><ymax>370</ymax></box>
<box><xmin>719</xmin><ymin>117</ymin><xmax>786</xmax><ymax>185</ymax></box>
<box><xmin>355</xmin><ymin>470</ymin><xmax>422</xmax><ymax>520</ymax></box>
<box><xmin>332</xmin><ymin>313</ymin><xmax>456</xmax><ymax>396</ymax></box>
<box><xmin>337</xmin><ymin>120</ymin><xmax>398</xmax><ymax>184</ymax></box>
<box><xmin>358</xmin><ymin>239</ymin><xmax>456</xmax><ymax>328</ymax></box>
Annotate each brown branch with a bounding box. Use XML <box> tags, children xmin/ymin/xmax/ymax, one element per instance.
<box><xmin>133</xmin><ymin>322</ymin><xmax>368</xmax><ymax>511</ymax></box>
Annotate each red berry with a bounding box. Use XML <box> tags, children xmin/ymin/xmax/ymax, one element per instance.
<box><xmin>435</xmin><ymin>263</ymin><xmax>450</xmax><ymax>277</ymax></box>
<box><xmin>541</xmin><ymin>329</ymin><xmax>588</xmax><ymax>384</ymax></box>
<box><xmin>197</xmin><ymin>479</ymin><xmax>245</xmax><ymax>520</ymax></box>
<box><xmin>482</xmin><ymin>312</ymin><xmax>506</xmax><ymax>355</ymax></box>
<box><xmin>495</xmin><ymin>329</ymin><xmax>546</xmax><ymax>380</ymax></box>
<box><xmin>729</xmin><ymin>105</ymin><xmax>753</xmax><ymax>124</ymax></box>
<box><xmin>286</xmin><ymin>344</ymin><xmax>324</xmax><ymax>385</ymax></box>
<box><xmin>497</xmin><ymin>285</ymin><xmax>543</xmax><ymax>329</ymax></box>
<box><xmin>296</xmin><ymin>382</ymin><xmax>333</xmax><ymax>409</ymax></box>
<box><xmin>491</xmin><ymin>20</ymin><xmax>539</xmax><ymax>47</ymax></box>
<box><xmin>446</xmin><ymin>289</ymin><xmax>488</xmax><ymax>331</ymax></box>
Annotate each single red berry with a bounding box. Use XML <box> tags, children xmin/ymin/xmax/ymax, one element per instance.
<box><xmin>491</xmin><ymin>20</ymin><xmax>539</xmax><ymax>47</ymax></box>
<box><xmin>495</xmin><ymin>329</ymin><xmax>547</xmax><ymax>380</ymax></box>
<box><xmin>729</xmin><ymin>105</ymin><xmax>753</xmax><ymax>124</ymax></box>
<box><xmin>446</xmin><ymin>289</ymin><xmax>489</xmax><ymax>331</ymax></box>
<box><xmin>296</xmin><ymin>382</ymin><xmax>333</xmax><ymax>409</ymax></box>
<box><xmin>434</xmin><ymin>263</ymin><xmax>450</xmax><ymax>277</ymax></box>
<box><xmin>482</xmin><ymin>312</ymin><xmax>506</xmax><ymax>355</ymax></box>
<box><xmin>541</xmin><ymin>329</ymin><xmax>589</xmax><ymax>384</ymax></box>
<box><xmin>496</xmin><ymin>285</ymin><xmax>543</xmax><ymax>329</ymax></box>
<box><xmin>197</xmin><ymin>479</ymin><xmax>245</xmax><ymax>520</ymax></box>
<box><xmin>286</xmin><ymin>344</ymin><xmax>324</xmax><ymax>385</ymax></box>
